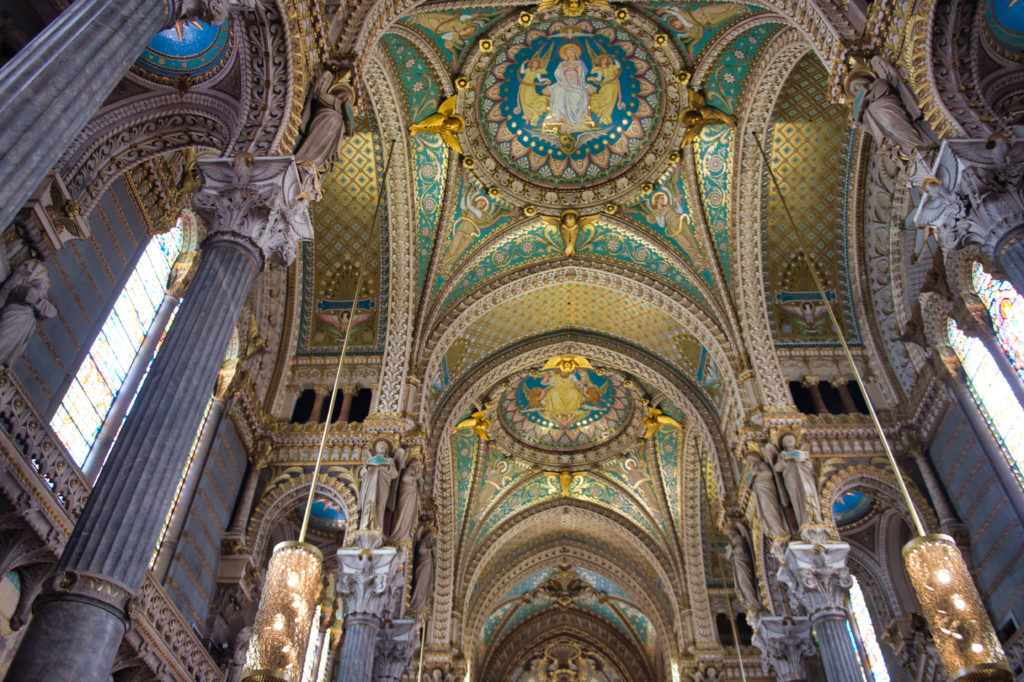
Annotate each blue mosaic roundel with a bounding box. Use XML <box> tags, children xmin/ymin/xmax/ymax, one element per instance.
<box><xmin>138</xmin><ymin>21</ymin><xmax>230</xmax><ymax>76</ymax></box>
<box><xmin>832</xmin><ymin>491</ymin><xmax>874</xmax><ymax>526</ymax></box>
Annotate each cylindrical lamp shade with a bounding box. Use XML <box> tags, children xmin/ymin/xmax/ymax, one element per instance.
<box><xmin>242</xmin><ymin>541</ymin><xmax>324</xmax><ymax>682</ymax></box>
<box><xmin>902</xmin><ymin>534</ymin><xmax>1011</xmax><ymax>681</ymax></box>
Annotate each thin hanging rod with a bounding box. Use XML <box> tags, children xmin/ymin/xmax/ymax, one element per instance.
<box><xmin>751</xmin><ymin>132</ymin><xmax>926</xmax><ymax>537</ymax></box>
<box><xmin>299</xmin><ymin>140</ymin><xmax>395</xmax><ymax>543</ymax></box>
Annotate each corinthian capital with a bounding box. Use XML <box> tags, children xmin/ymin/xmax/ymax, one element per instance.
<box><xmin>337</xmin><ymin>544</ymin><xmax>401</xmax><ymax>618</ymax></box>
<box><xmin>373</xmin><ymin>619</ymin><xmax>418</xmax><ymax>682</ymax></box>
<box><xmin>191</xmin><ymin>155</ymin><xmax>314</xmax><ymax>270</ymax></box>
<box><xmin>752</xmin><ymin>616</ymin><xmax>816</xmax><ymax>682</ymax></box>
<box><xmin>777</xmin><ymin>542</ymin><xmax>852</xmax><ymax>621</ymax></box>
<box><xmin>914</xmin><ymin>137</ymin><xmax>1024</xmax><ymax>256</ymax></box>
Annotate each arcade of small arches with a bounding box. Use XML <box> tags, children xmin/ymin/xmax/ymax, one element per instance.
<box><xmin>0</xmin><ymin>0</ymin><xmax>1020</xmax><ymax>681</ymax></box>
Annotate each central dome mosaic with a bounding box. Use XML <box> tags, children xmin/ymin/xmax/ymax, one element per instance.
<box><xmin>459</xmin><ymin>7</ymin><xmax>686</xmax><ymax>209</ymax></box>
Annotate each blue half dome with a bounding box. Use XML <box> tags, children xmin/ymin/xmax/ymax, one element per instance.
<box><xmin>833</xmin><ymin>491</ymin><xmax>875</xmax><ymax>526</ymax></box>
<box><xmin>138</xmin><ymin>21</ymin><xmax>230</xmax><ymax>77</ymax></box>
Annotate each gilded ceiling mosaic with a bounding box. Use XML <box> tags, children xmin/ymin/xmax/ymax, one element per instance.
<box><xmin>298</xmin><ymin>111</ymin><xmax>388</xmax><ymax>355</ymax></box>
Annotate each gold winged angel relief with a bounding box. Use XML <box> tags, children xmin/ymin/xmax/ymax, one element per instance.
<box><xmin>539</xmin><ymin>209</ymin><xmax>601</xmax><ymax>256</ymax></box>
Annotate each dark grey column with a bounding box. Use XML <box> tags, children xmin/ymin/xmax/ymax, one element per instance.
<box><xmin>5</xmin><ymin>156</ymin><xmax>312</xmax><ymax>682</ymax></box>
<box><xmin>994</xmin><ymin>226</ymin><xmax>1024</xmax><ymax>299</ymax></box>
<box><xmin>336</xmin><ymin>538</ymin><xmax>401</xmax><ymax>682</ymax></box>
<box><xmin>778</xmin><ymin>542</ymin><xmax>862</xmax><ymax>682</ymax></box>
<box><xmin>0</xmin><ymin>0</ymin><xmax>228</xmax><ymax>232</ymax></box>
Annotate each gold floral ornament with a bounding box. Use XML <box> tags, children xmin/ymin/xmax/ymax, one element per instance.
<box><xmin>410</xmin><ymin>95</ymin><xmax>465</xmax><ymax>154</ymax></box>
<box><xmin>540</xmin><ymin>209</ymin><xmax>600</xmax><ymax>256</ymax></box>
<box><xmin>454</xmin><ymin>410</ymin><xmax>491</xmax><ymax>441</ymax></box>
<box><xmin>642</xmin><ymin>406</ymin><xmax>682</xmax><ymax>439</ymax></box>
<box><xmin>679</xmin><ymin>87</ymin><xmax>736</xmax><ymax>146</ymax></box>
<box><xmin>478</xmin><ymin>38</ymin><xmax>493</xmax><ymax>53</ymax></box>
<box><xmin>519</xmin><ymin>11</ymin><xmax>533</xmax><ymax>26</ymax></box>
<box><xmin>454</xmin><ymin>76</ymin><xmax>469</xmax><ymax>90</ymax></box>
<box><xmin>614</xmin><ymin>7</ymin><xmax>629</xmax><ymax>23</ymax></box>
<box><xmin>536</xmin><ymin>0</ymin><xmax>611</xmax><ymax>16</ymax></box>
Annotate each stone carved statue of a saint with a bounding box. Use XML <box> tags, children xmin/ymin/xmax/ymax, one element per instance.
<box><xmin>725</xmin><ymin>522</ymin><xmax>760</xmax><ymax>611</ymax></box>
<box><xmin>389</xmin><ymin>457</ymin><xmax>422</xmax><ymax>543</ymax></box>
<box><xmin>844</xmin><ymin>56</ymin><xmax>934</xmax><ymax>159</ymax></box>
<box><xmin>357</xmin><ymin>440</ymin><xmax>399</xmax><ymax>531</ymax></box>
<box><xmin>294</xmin><ymin>68</ymin><xmax>355</xmax><ymax>169</ymax></box>
<box><xmin>0</xmin><ymin>260</ymin><xmax>56</xmax><ymax>367</ymax></box>
<box><xmin>408</xmin><ymin>525</ymin><xmax>436</xmax><ymax>611</ymax></box>
<box><xmin>768</xmin><ymin>433</ymin><xmax>823</xmax><ymax>529</ymax></box>
<box><xmin>744</xmin><ymin>452</ymin><xmax>789</xmax><ymax>539</ymax></box>
<box><xmin>227</xmin><ymin>625</ymin><xmax>252</xmax><ymax>682</ymax></box>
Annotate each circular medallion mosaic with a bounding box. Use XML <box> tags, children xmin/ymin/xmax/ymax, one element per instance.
<box><xmin>459</xmin><ymin>8</ymin><xmax>686</xmax><ymax>209</ymax></box>
<box><xmin>480</xmin><ymin>18</ymin><xmax>660</xmax><ymax>186</ymax></box>
<box><xmin>493</xmin><ymin>364</ymin><xmax>643</xmax><ymax>468</ymax></box>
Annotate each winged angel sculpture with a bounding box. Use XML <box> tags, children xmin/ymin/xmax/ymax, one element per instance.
<box><xmin>539</xmin><ymin>209</ymin><xmax>600</xmax><ymax>255</ymax></box>
<box><xmin>410</xmin><ymin>95</ymin><xmax>465</xmax><ymax>154</ymax></box>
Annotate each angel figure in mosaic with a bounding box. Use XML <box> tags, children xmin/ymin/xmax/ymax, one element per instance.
<box><xmin>516</xmin><ymin>56</ymin><xmax>552</xmax><ymax>126</ymax></box>
<box><xmin>441</xmin><ymin>190</ymin><xmax>510</xmax><ymax>274</ymax></box>
<box><xmin>680</xmin><ymin>87</ymin><xmax>735</xmax><ymax>146</ymax></box>
<box><xmin>475</xmin><ymin>457</ymin><xmax>515</xmax><ymax>518</ymax></box>
<box><xmin>587</xmin><ymin>52</ymin><xmax>623</xmax><ymax>125</ymax></box>
<box><xmin>410</xmin><ymin>95</ymin><xmax>465</xmax><ymax>154</ymax></box>
<box><xmin>661</xmin><ymin>4</ymin><xmax>746</xmax><ymax>52</ymax></box>
<box><xmin>409</xmin><ymin>12</ymin><xmax>490</xmax><ymax>56</ymax></box>
<box><xmin>540</xmin><ymin>209</ymin><xmax>599</xmax><ymax>256</ymax></box>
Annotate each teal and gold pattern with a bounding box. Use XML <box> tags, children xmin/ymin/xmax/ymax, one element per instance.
<box><xmin>402</xmin><ymin>9</ymin><xmax>506</xmax><ymax>68</ymax></box>
<box><xmin>479</xmin><ymin>17</ymin><xmax>661</xmax><ymax>186</ymax></box>
<box><xmin>380</xmin><ymin>32</ymin><xmax>449</xmax><ymax>292</ymax></box>
<box><xmin>649</xmin><ymin>3</ymin><xmax>757</xmax><ymax>61</ymax></box>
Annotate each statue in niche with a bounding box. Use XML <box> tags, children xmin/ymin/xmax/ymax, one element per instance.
<box><xmin>725</xmin><ymin>522</ymin><xmax>760</xmax><ymax>611</ymax></box>
<box><xmin>743</xmin><ymin>451</ymin><xmax>789</xmax><ymax>539</ymax></box>
<box><xmin>294</xmin><ymin>68</ymin><xmax>356</xmax><ymax>169</ymax></box>
<box><xmin>408</xmin><ymin>525</ymin><xmax>436</xmax><ymax>611</ymax></box>
<box><xmin>357</xmin><ymin>440</ymin><xmax>399</xmax><ymax>531</ymax></box>
<box><xmin>0</xmin><ymin>260</ymin><xmax>56</xmax><ymax>367</ymax></box>
<box><xmin>844</xmin><ymin>56</ymin><xmax>934</xmax><ymax>159</ymax></box>
<box><xmin>389</xmin><ymin>457</ymin><xmax>422</xmax><ymax>542</ymax></box>
<box><xmin>767</xmin><ymin>433</ymin><xmax>823</xmax><ymax>529</ymax></box>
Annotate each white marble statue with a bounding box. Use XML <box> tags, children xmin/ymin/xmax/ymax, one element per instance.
<box><xmin>357</xmin><ymin>440</ymin><xmax>399</xmax><ymax>531</ymax></box>
<box><xmin>845</xmin><ymin>56</ymin><xmax>933</xmax><ymax>158</ymax></box>
<box><xmin>744</xmin><ymin>452</ymin><xmax>789</xmax><ymax>538</ymax></box>
<box><xmin>770</xmin><ymin>433</ymin><xmax>823</xmax><ymax>529</ymax></box>
<box><xmin>0</xmin><ymin>260</ymin><xmax>56</xmax><ymax>367</ymax></box>
<box><xmin>408</xmin><ymin>526</ymin><xmax>436</xmax><ymax>611</ymax></box>
<box><xmin>389</xmin><ymin>457</ymin><xmax>422</xmax><ymax>543</ymax></box>
<box><xmin>726</xmin><ymin>522</ymin><xmax>760</xmax><ymax>611</ymax></box>
<box><xmin>295</xmin><ymin>69</ymin><xmax>355</xmax><ymax>169</ymax></box>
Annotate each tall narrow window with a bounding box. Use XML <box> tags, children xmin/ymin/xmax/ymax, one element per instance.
<box><xmin>948</xmin><ymin>318</ymin><xmax>1024</xmax><ymax>489</ymax></box>
<box><xmin>50</xmin><ymin>223</ymin><xmax>183</xmax><ymax>466</ymax></box>
<box><xmin>849</xmin><ymin>576</ymin><xmax>890</xmax><ymax>682</ymax></box>
<box><xmin>972</xmin><ymin>262</ymin><xmax>1024</xmax><ymax>382</ymax></box>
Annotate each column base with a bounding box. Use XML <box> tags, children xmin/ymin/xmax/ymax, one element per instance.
<box><xmin>6</xmin><ymin>592</ymin><xmax>128</xmax><ymax>682</ymax></box>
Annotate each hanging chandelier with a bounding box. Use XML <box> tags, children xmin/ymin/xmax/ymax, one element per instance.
<box><xmin>754</xmin><ymin>133</ymin><xmax>1011</xmax><ymax>682</ymax></box>
<box><xmin>242</xmin><ymin>146</ymin><xmax>393</xmax><ymax>682</ymax></box>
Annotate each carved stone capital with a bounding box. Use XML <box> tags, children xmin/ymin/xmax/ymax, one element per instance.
<box><xmin>914</xmin><ymin>138</ymin><xmax>1024</xmax><ymax>257</ymax></box>
<box><xmin>191</xmin><ymin>156</ymin><xmax>314</xmax><ymax>271</ymax></box>
<box><xmin>777</xmin><ymin>542</ymin><xmax>852</xmax><ymax>622</ymax></box>
<box><xmin>336</xmin><ymin>544</ymin><xmax>401</xmax><ymax>618</ymax></box>
<box><xmin>373</xmin><ymin>619</ymin><xmax>418</xmax><ymax>682</ymax></box>
<box><xmin>42</xmin><ymin>570</ymin><xmax>135</xmax><ymax>626</ymax></box>
<box><xmin>752</xmin><ymin>616</ymin><xmax>816</xmax><ymax>682</ymax></box>
<box><xmin>172</xmin><ymin>0</ymin><xmax>231</xmax><ymax>26</ymax></box>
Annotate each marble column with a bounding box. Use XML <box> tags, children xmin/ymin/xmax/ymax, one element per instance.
<box><xmin>372</xmin><ymin>619</ymin><xmax>418</xmax><ymax>681</ymax></box>
<box><xmin>5</xmin><ymin>156</ymin><xmax>312</xmax><ymax>682</ymax></box>
<box><xmin>335</xmin><ymin>535</ymin><xmax>401</xmax><ymax>682</ymax></box>
<box><xmin>339</xmin><ymin>383</ymin><xmax>358</xmax><ymax>422</ymax></box>
<box><xmin>0</xmin><ymin>0</ymin><xmax>229</xmax><ymax>232</ymax></box>
<box><xmin>221</xmin><ymin>440</ymin><xmax>272</xmax><ymax>552</ymax></box>
<box><xmin>803</xmin><ymin>376</ymin><xmax>828</xmax><ymax>414</ymax></box>
<box><xmin>752</xmin><ymin>616</ymin><xmax>815</xmax><ymax>682</ymax></box>
<box><xmin>831</xmin><ymin>376</ymin><xmax>857</xmax><ymax>414</ymax></box>
<box><xmin>311</xmin><ymin>383</ymin><xmax>330</xmax><ymax>422</ymax></box>
<box><xmin>914</xmin><ymin>138</ymin><xmax>1024</xmax><ymax>295</ymax></box>
<box><xmin>777</xmin><ymin>542</ymin><xmax>860</xmax><ymax>682</ymax></box>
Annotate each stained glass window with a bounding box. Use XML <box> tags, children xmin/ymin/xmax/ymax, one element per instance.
<box><xmin>50</xmin><ymin>224</ymin><xmax>183</xmax><ymax>466</ymax></box>
<box><xmin>849</xmin><ymin>576</ymin><xmax>890</xmax><ymax>682</ymax></box>
<box><xmin>149</xmin><ymin>395</ymin><xmax>214</xmax><ymax>569</ymax></box>
<box><xmin>973</xmin><ymin>263</ymin><xmax>1024</xmax><ymax>382</ymax></box>
<box><xmin>948</xmin><ymin>318</ymin><xmax>1024</xmax><ymax>489</ymax></box>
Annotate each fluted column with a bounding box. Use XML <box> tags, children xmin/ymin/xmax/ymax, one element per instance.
<box><xmin>335</xmin><ymin>536</ymin><xmax>401</xmax><ymax>682</ymax></box>
<box><xmin>752</xmin><ymin>616</ymin><xmax>815</xmax><ymax>682</ymax></box>
<box><xmin>0</xmin><ymin>0</ymin><xmax>229</xmax><ymax>231</ymax></box>
<box><xmin>777</xmin><ymin>542</ymin><xmax>861</xmax><ymax>682</ymax></box>
<box><xmin>372</xmin><ymin>619</ymin><xmax>417</xmax><ymax>681</ymax></box>
<box><xmin>6</xmin><ymin>156</ymin><xmax>312</xmax><ymax>682</ymax></box>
